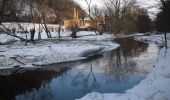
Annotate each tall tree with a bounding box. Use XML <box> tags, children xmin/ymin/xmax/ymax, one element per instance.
<box><xmin>50</xmin><ymin>0</ymin><xmax>64</xmax><ymax>40</ymax></box>
<box><xmin>156</xmin><ymin>0</ymin><xmax>170</xmax><ymax>48</ymax></box>
<box><xmin>0</xmin><ymin>0</ymin><xmax>27</xmax><ymax>42</ymax></box>
<box><xmin>104</xmin><ymin>0</ymin><xmax>136</xmax><ymax>34</ymax></box>
<box><xmin>81</xmin><ymin>0</ymin><xmax>106</xmax><ymax>35</ymax></box>
<box><xmin>135</xmin><ymin>7</ymin><xmax>151</xmax><ymax>33</ymax></box>
<box><xmin>38</xmin><ymin>0</ymin><xmax>52</xmax><ymax>38</ymax></box>
<box><xmin>0</xmin><ymin>0</ymin><xmax>8</xmax><ymax>23</ymax></box>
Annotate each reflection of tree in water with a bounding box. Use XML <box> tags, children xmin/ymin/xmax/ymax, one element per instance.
<box><xmin>70</xmin><ymin>38</ymin><xmax>149</xmax><ymax>90</ymax></box>
<box><xmin>0</xmin><ymin>68</ymin><xmax>68</xmax><ymax>100</ymax></box>
<box><xmin>106</xmin><ymin>38</ymin><xmax>148</xmax><ymax>79</ymax></box>
<box><xmin>115</xmin><ymin>37</ymin><xmax>148</xmax><ymax>57</ymax></box>
<box><xmin>29</xmin><ymin>80</ymin><xmax>52</xmax><ymax>100</ymax></box>
<box><xmin>69</xmin><ymin>38</ymin><xmax>150</xmax><ymax>93</ymax></box>
<box><xmin>108</xmin><ymin>48</ymin><xmax>136</xmax><ymax>79</ymax></box>
<box><xmin>71</xmin><ymin>61</ymin><xmax>99</xmax><ymax>93</ymax></box>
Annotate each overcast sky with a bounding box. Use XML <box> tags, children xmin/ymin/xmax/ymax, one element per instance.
<box><xmin>75</xmin><ymin>0</ymin><xmax>160</xmax><ymax>18</ymax></box>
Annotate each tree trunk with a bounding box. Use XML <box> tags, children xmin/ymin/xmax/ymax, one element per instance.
<box><xmin>30</xmin><ymin>29</ymin><xmax>35</xmax><ymax>42</ymax></box>
<box><xmin>164</xmin><ymin>32</ymin><xmax>168</xmax><ymax>48</ymax></box>
<box><xmin>58</xmin><ymin>26</ymin><xmax>61</xmax><ymax>40</ymax></box>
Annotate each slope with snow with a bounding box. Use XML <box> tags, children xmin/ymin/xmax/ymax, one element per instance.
<box><xmin>0</xmin><ymin>31</ymin><xmax>119</xmax><ymax>73</ymax></box>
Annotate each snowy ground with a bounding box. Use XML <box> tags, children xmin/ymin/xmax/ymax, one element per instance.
<box><xmin>2</xmin><ymin>23</ymin><xmax>170</xmax><ymax>99</ymax></box>
<box><xmin>78</xmin><ymin>33</ymin><xmax>170</xmax><ymax>100</ymax></box>
<box><xmin>0</xmin><ymin>31</ymin><xmax>119</xmax><ymax>72</ymax></box>
<box><xmin>0</xmin><ymin>22</ymin><xmax>60</xmax><ymax>33</ymax></box>
<box><xmin>135</xmin><ymin>34</ymin><xmax>165</xmax><ymax>46</ymax></box>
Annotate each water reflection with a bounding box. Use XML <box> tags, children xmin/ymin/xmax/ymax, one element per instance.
<box><xmin>0</xmin><ymin>38</ymin><xmax>159</xmax><ymax>100</ymax></box>
<box><xmin>106</xmin><ymin>38</ymin><xmax>149</xmax><ymax>79</ymax></box>
<box><xmin>0</xmin><ymin>68</ymin><xmax>69</xmax><ymax>100</ymax></box>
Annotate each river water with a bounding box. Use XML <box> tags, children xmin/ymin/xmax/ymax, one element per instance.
<box><xmin>0</xmin><ymin>38</ymin><xmax>160</xmax><ymax>100</ymax></box>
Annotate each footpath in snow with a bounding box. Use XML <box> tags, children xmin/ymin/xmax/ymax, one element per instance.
<box><xmin>78</xmin><ymin>33</ymin><xmax>170</xmax><ymax>100</ymax></box>
<box><xmin>0</xmin><ymin>31</ymin><xmax>119</xmax><ymax>74</ymax></box>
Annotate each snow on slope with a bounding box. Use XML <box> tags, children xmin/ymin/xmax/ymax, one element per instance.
<box><xmin>78</xmin><ymin>33</ymin><xmax>170</xmax><ymax>100</ymax></box>
<box><xmin>0</xmin><ymin>31</ymin><xmax>119</xmax><ymax>70</ymax></box>
<box><xmin>1</xmin><ymin>23</ymin><xmax>60</xmax><ymax>33</ymax></box>
<box><xmin>0</xmin><ymin>34</ymin><xmax>18</xmax><ymax>44</ymax></box>
<box><xmin>135</xmin><ymin>34</ymin><xmax>165</xmax><ymax>46</ymax></box>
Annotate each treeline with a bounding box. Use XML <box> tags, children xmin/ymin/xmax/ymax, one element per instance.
<box><xmin>0</xmin><ymin>0</ymin><xmax>80</xmax><ymax>43</ymax></box>
<box><xmin>155</xmin><ymin>0</ymin><xmax>170</xmax><ymax>48</ymax></box>
<box><xmin>104</xmin><ymin>5</ymin><xmax>151</xmax><ymax>34</ymax></box>
<box><xmin>84</xmin><ymin>0</ymin><xmax>151</xmax><ymax>35</ymax></box>
<box><xmin>156</xmin><ymin>0</ymin><xmax>170</xmax><ymax>32</ymax></box>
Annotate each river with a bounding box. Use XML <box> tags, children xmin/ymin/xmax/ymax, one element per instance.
<box><xmin>0</xmin><ymin>38</ymin><xmax>160</xmax><ymax>100</ymax></box>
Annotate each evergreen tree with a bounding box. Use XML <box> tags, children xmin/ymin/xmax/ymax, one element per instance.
<box><xmin>136</xmin><ymin>14</ymin><xmax>151</xmax><ymax>33</ymax></box>
<box><xmin>156</xmin><ymin>0</ymin><xmax>170</xmax><ymax>48</ymax></box>
<box><xmin>156</xmin><ymin>0</ymin><xmax>170</xmax><ymax>32</ymax></box>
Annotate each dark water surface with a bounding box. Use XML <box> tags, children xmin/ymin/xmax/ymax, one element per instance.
<box><xmin>0</xmin><ymin>38</ymin><xmax>160</xmax><ymax>100</ymax></box>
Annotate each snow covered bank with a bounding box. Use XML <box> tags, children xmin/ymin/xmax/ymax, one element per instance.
<box><xmin>135</xmin><ymin>34</ymin><xmax>165</xmax><ymax>46</ymax></box>
<box><xmin>1</xmin><ymin>22</ymin><xmax>61</xmax><ymax>33</ymax></box>
<box><xmin>0</xmin><ymin>31</ymin><xmax>119</xmax><ymax>73</ymax></box>
<box><xmin>0</xmin><ymin>34</ymin><xmax>19</xmax><ymax>44</ymax></box>
<box><xmin>78</xmin><ymin>34</ymin><xmax>170</xmax><ymax>100</ymax></box>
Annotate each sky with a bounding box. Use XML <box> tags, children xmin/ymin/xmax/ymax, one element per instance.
<box><xmin>75</xmin><ymin>0</ymin><xmax>160</xmax><ymax>18</ymax></box>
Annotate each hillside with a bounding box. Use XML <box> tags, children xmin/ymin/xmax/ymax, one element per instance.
<box><xmin>1</xmin><ymin>0</ymin><xmax>83</xmax><ymax>24</ymax></box>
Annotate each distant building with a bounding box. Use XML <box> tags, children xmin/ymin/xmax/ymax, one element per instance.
<box><xmin>63</xmin><ymin>6</ymin><xmax>94</xmax><ymax>30</ymax></box>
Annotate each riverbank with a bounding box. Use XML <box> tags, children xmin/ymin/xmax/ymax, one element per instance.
<box><xmin>78</xmin><ymin>33</ymin><xmax>170</xmax><ymax>100</ymax></box>
<box><xmin>0</xmin><ymin>31</ymin><xmax>119</xmax><ymax>75</ymax></box>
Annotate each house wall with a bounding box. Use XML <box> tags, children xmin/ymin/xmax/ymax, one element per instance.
<box><xmin>64</xmin><ymin>19</ymin><xmax>81</xmax><ymax>29</ymax></box>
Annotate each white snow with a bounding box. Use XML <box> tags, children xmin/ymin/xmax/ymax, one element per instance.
<box><xmin>0</xmin><ymin>22</ymin><xmax>60</xmax><ymax>33</ymax></box>
<box><xmin>0</xmin><ymin>30</ymin><xmax>119</xmax><ymax>69</ymax></box>
<box><xmin>78</xmin><ymin>33</ymin><xmax>170</xmax><ymax>100</ymax></box>
<box><xmin>135</xmin><ymin>34</ymin><xmax>165</xmax><ymax>46</ymax></box>
<box><xmin>0</xmin><ymin>34</ymin><xmax>18</xmax><ymax>44</ymax></box>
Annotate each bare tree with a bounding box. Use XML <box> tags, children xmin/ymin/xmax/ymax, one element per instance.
<box><xmin>70</xmin><ymin>24</ymin><xmax>79</xmax><ymax>38</ymax></box>
<box><xmin>91</xmin><ymin>5</ymin><xmax>106</xmax><ymax>35</ymax></box>
<box><xmin>0</xmin><ymin>0</ymin><xmax>8</xmax><ymax>23</ymax></box>
<box><xmin>84</xmin><ymin>0</ymin><xmax>92</xmax><ymax>16</ymax></box>
<box><xmin>104</xmin><ymin>0</ymin><xmax>136</xmax><ymax>34</ymax></box>
<box><xmin>83</xmin><ymin>0</ymin><xmax>104</xmax><ymax>35</ymax></box>
<box><xmin>28</xmin><ymin>0</ymin><xmax>36</xmax><ymax>42</ymax></box>
<box><xmin>50</xmin><ymin>0</ymin><xmax>63</xmax><ymax>40</ymax></box>
<box><xmin>0</xmin><ymin>0</ymin><xmax>28</xmax><ymax>42</ymax></box>
<box><xmin>38</xmin><ymin>0</ymin><xmax>52</xmax><ymax>38</ymax></box>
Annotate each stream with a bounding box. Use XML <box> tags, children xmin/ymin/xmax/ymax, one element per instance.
<box><xmin>0</xmin><ymin>38</ymin><xmax>160</xmax><ymax>100</ymax></box>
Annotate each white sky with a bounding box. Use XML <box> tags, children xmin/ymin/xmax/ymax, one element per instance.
<box><xmin>75</xmin><ymin>0</ymin><xmax>160</xmax><ymax>18</ymax></box>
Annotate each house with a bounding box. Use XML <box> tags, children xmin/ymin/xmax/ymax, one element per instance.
<box><xmin>63</xmin><ymin>6</ymin><xmax>94</xmax><ymax>30</ymax></box>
